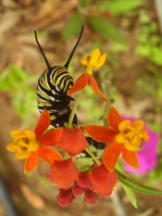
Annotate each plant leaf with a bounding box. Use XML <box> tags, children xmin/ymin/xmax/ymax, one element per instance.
<box><xmin>122</xmin><ymin>184</ymin><xmax>137</xmax><ymax>208</ymax></box>
<box><xmin>13</xmin><ymin>89</ymin><xmax>37</xmax><ymax>119</ymax></box>
<box><xmin>108</xmin><ymin>0</ymin><xmax>143</xmax><ymax>15</ymax></box>
<box><xmin>117</xmin><ymin>170</ymin><xmax>162</xmax><ymax>195</ymax></box>
<box><xmin>88</xmin><ymin>16</ymin><xmax>125</xmax><ymax>43</ymax></box>
<box><xmin>79</xmin><ymin>0</ymin><xmax>90</xmax><ymax>7</ymax></box>
<box><xmin>94</xmin><ymin>0</ymin><xmax>143</xmax><ymax>14</ymax></box>
<box><xmin>0</xmin><ymin>65</ymin><xmax>27</xmax><ymax>91</ymax></box>
<box><xmin>63</xmin><ymin>12</ymin><xmax>82</xmax><ymax>39</ymax></box>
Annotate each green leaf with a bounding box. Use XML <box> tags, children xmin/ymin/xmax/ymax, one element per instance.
<box><xmin>0</xmin><ymin>65</ymin><xmax>27</xmax><ymax>91</ymax></box>
<box><xmin>79</xmin><ymin>0</ymin><xmax>90</xmax><ymax>7</ymax></box>
<box><xmin>117</xmin><ymin>170</ymin><xmax>162</xmax><ymax>195</ymax></box>
<box><xmin>13</xmin><ymin>88</ymin><xmax>37</xmax><ymax>119</ymax></box>
<box><xmin>63</xmin><ymin>13</ymin><xmax>82</xmax><ymax>39</ymax></box>
<box><xmin>122</xmin><ymin>184</ymin><xmax>137</xmax><ymax>208</ymax></box>
<box><xmin>111</xmin><ymin>42</ymin><xmax>128</xmax><ymax>52</ymax></box>
<box><xmin>88</xmin><ymin>16</ymin><xmax>125</xmax><ymax>43</ymax></box>
<box><xmin>108</xmin><ymin>0</ymin><xmax>143</xmax><ymax>15</ymax></box>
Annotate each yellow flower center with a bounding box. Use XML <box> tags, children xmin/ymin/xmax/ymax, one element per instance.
<box><xmin>115</xmin><ymin>120</ymin><xmax>149</xmax><ymax>151</ymax></box>
<box><xmin>7</xmin><ymin>130</ymin><xmax>39</xmax><ymax>159</ymax></box>
<box><xmin>80</xmin><ymin>48</ymin><xmax>107</xmax><ymax>75</ymax></box>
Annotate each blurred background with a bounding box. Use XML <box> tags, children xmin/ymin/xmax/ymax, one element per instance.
<box><xmin>0</xmin><ymin>0</ymin><xmax>162</xmax><ymax>215</ymax></box>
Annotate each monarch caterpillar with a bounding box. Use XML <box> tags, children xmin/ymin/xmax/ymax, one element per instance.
<box><xmin>35</xmin><ymin>28</ymin><xmax>105</xmax><ymax>151</ymax></box>
<box><xmin>35</xmin><ymin>27</ymin><xmax>84</xmax><ymax>127</ymax></box>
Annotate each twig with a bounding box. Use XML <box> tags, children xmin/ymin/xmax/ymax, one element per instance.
<box><xmin>155</xmin><ymin>0</ymin><xmax>162</xmax><ymax>32</ymax></box>
<box><xmin>111</xmin><ymin>191</ymin><xmax>127</xmax><ymax>216</ymax></box>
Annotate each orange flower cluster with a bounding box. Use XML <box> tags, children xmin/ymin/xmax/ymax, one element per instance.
<box><xmin>7</xmin><ymin>48</ymin><xmax>149</xmax><ymax>207</ymax></box>
<box><xmin>8</xmin><ymin>109</ymin><xmax>117</xmax><ymax>206</ymax></box>
<box><xmin>85</xmin><ymin>107</ymin><xmax>149</xmax><ymax>172</ymax></box>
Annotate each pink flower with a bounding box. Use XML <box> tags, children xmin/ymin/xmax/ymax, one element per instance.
<box><xmin>124</xmin><ymin>117</ymin><xmax>159</xmax><ymax>174</ymax></box>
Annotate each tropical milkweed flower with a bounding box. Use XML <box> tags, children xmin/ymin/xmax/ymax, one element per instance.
<box><xmin>123</xmin><ymin>117</ymin><xmax>159</xmax><ymax>174</ymax></box>
<box><xmin>67</xmin><ymin>48</ymin><xmax>108</xmax><ymax>102</ymax></box>
<box><xmin>84</xmin><ymin>107</ymin><xmax>149</xmax><ymax>172</ymax></box>
<box><xmin>47</xmin><ymin>128</ymin><xmax>117</xmax><ymax>207</ymax></box>
<box><xmin>58</xmin><ymin>128</ymin><xmax>88</xmax><ymax>156</ymax></box>
<box><xmin>50</xmin><ymin>163</ymin><xmax>117</xmax><ymax>207</ymax></box>
<box><xmin>7</xmin><ymin>110</ymin><xmax>62</xmax><ymax>173</ymax></box>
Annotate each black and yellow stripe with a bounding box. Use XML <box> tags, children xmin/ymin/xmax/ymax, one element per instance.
<box><xmin>34</xmin><ymin>28</ymin><xmax>83</xmax><ymax>127</ymax></box>
<box><xmin>36</xmin><ymin>66</ymin><xmax>76</xmax><ymax>127</ymax></box>
<box><xmin>34</xmin><ymin>27</ymin><xmax>106</xmax><ymax>151</ymax></box>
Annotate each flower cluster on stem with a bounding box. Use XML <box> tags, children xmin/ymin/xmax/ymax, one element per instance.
<box><xmin>7</xmin><ymin>48</ymin><xmax>151</xmax><ymax>207</ymax></box>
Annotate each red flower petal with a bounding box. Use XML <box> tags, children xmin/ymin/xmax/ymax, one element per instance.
<box><xmin>39</xmin><ymin>128</ymin><xmax>63</xmax><ymax>147</ymax></box>
<box><xmin>84</xmin><ymin>190</ymin><xmax>97</xmax><ymax>204</ymax></box>
<box><xmin>108</xmin><ymin>107</ymin><xmax>122</xmax><ymax>131</ymax></box>
<box><xmin>24</xmin><ymin>152</ymin><xmax>39</xmax><ymax>173</ymax></box>
<box><xmin>67</xmin><ymin>74</ymin><xmax>89</xmax><ymax>95</ymax></box>
<box><xmin>60</xmin><ymin>128</ymin><xmax>88</xmax><ymax>156</ymax></box>
<box><xmin>56</xmin><ymin>188</ymin><xmax>74</xmax><ymax>207</ymax></box>
<box><xmin>84</xmin><ymin>125</ymin><xmax>116</xmax><ymax>143</ymax></box>
<box><xmin>90</xmin><ymin>165</ymin><xmax>117</xmax><ymax>196</ymax></box>
<box><xmin>72</xmin><ymin>183</ymin><xmax>84</xmax><ymax>196</ymax></box>
<box><xmin>122</xmin><ymin>149</ymin><xmax>139</xmax><ymax>169</ymax></box>
<box><xmin>34</xmin><ymin>109</ymin><xmax>50</xmax><ymax>140</ymax></box>
<box><xmin>77</xmin><ymin>171</ymin><xmax>92</xmax><ymax>190</ymax></box>
<box><xmin>89</xmin><ymin>75</ymin><xmax>109</xmax><ymax>102</ymax></box>
<box><xmin>48</xmin><ymin>158</ymin><xmax>79</xmax><ymax>189</ymax></box>
<box><xmin>102</xmin><ymin>143</ymin><xmax>124</xmax><ymax>171</ymax></box>
<box><xmin>38</xmin><ymin>147</ymin><xmax>62</xmax><ymax>164</ymax></box>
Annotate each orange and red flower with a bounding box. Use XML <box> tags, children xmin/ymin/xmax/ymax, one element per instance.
<box><xmin>7</xmin><ymin>108</ymin><xmax>118</xmax><ymax>207</ymax></box>
<box><xmin>49</xmin><ymin>158</ymin><xmax>79</xmax><ymax>189</ymax></box>
<box><xmin>67</xmin><ymin>48</ymin><xmax>108</xmax><ymax>102</ymax></box>
<box><xmin>53</xmin><ymin>163</ymin><xmax>117</xmax><ymax>207</ymax></box>
<box><xmin>58</xmin><ymin>128</ymin><xmax>88</xmax><ymax>156</ymax></box>
<box><xmin>84</xmin><ymin>107</ymin><xmax>149</xmax><ymax>171</ymax></box>
<box><xmin>7</xmin><ymin>110</ymin><xmax>62</xmax><ymax>173</ymax></box>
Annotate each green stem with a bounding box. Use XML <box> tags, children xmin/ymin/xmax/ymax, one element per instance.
<box><xmin>85</xmin><ymin>148</ymin><xmax>101</xmax><ymax>166</ymax></box>
<box><xmin>68</xmin><ymin>93</ymin><xmax>82</xmax><ymax>128</ymax></box>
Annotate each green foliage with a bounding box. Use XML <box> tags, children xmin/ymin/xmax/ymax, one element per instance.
<box><xmin>88</xmin><ymin>16</ymin><xmax>125</xmax><ymax>43</ymax></box>
<box><xmin>148</xmin><ymin>121</ymin><xmax>161</xmax><ymax>132</ymax></box>
<box><xmin>79</xmin><ymin>85</ymin><xmax>105</xmax><ymax>123</ymax></box>
<box><xmin>0</xmin><ymin>65</ymin><xmax>27</xmax><ymax>91</ymax></box>
<box><xmin>63</xmin><ymin>0</ymin><xmax>137</xmax><ymax>43</ymax></box>
<box><xmin>63</xmin><ymin>12</ymin><xmax>82</xmax><ymax>39</ymax></box>
<box><xmin>117</xmin><ymin>170</ymin><xmax>162</xmax><ymax>195</ymax></box>
<box><xmin>95</xmin><ymin>0</ymin><xmax>144</xmax><ymax>14</ymax></box>
<box><xmin>75</xmin><ymin>157</ymin><xmax>94</xmax><ymax>172</ymax></box>
<box><xmin>79</xmin><ymin>0</ymin><xmax>90</xmax><ymax>8</ymax></box>
<box><xmin>0</xmin><ymin>65</ymin><xmax>37</xmax><ymax>120</ymax></box>
<box><xmin>108</xmin><ymin>0</ymin><xmax>143</xmax><ymax>14</ymax></box>
<box><xmin>13</xmin><ymin>89</ymin><xmax>37</xmax><ymax>120</ymax></box>
<box><xmin>138</xmin><ymin>69</ymin><xmax>162</xmax><ymax>100</ymax></box>
<box><xmin>110</xmin><ymin>42</ymin><xmax>128</xmax><ymax>52</ymax></box>
<box><xmin>147</xmin><ymin>156</ymin><xmax>162</xmax><ymax>184</ymax></box>
<box><xmin>122</xmin><ymin>184</ymin><xmax>137</xmax><ymax>208</ymax></box>
<box><xmin>136</xmin><ymin>11</ymin><xmax>162</xmax><ymax>66</ymax></box>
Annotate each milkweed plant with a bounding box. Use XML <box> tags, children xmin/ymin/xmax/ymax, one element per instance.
<box><xmin>7</xmin><ymin>30</ymin><xmax>161</xmax><ymax>208</ymax></box>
